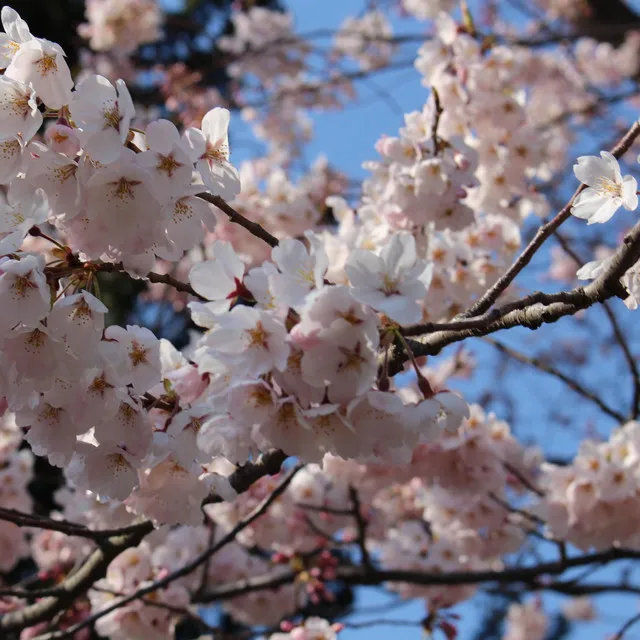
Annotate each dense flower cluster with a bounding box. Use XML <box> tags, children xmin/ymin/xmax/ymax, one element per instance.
<box><xmin>0</xmin><ymin>0</ymin><xmax>637</xmax><ymax>638</ymax></box>
<box><xmin>536</xmin><ymin>421</ymin><xmax>640</xmax><ymax>550</ymax></box>
<box><xmin>78</xmin><ymin>0</ymin><xmax>162</xmax><ymax>54</ymax></box>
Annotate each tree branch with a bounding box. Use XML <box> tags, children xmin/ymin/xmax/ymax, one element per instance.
<box><xmin>483</xmin><ymin>338</ymin><xmax>625</xmax><ymax>423</ymax></box>
<box><xmin>349</xmin><ymin>486</ymin><xmax>373</xmax><ymax>570</ymax></box>
<box><xmin>205</xmin><ymin>449</ymin><xmax>289</xmax><ymax>505</ymax></box>
<box><xmin>0</xmin><ymin>524</ymin><xmax>154</xmax><ymax>632</ymax></box>
<box><xmin>462</xmin><ymin>120</ymin><xmax>640</xmax><ymax>319</ymax></box>
<box><xmin>196</xmin><ymin>192</ymin><xmax>279</xmax><ymax>248</ymax></box>
<box><xmin>395</xmin><ymin>215</ymin><xmax>640</xmax><ymax>367</ymax></box>
<box><xmin>0</xmin><ymin>507</ymin><xmax>152</xmax><ymax>541</ymax></box>
<box><xmin>33</xmin><ymin>464</ymin><xmax>302</xmax><ymax>640</ymax></box>
<box><xmin>197</xmin><ymin>546</ymin><xmax>640</xmax><ymax>604</ymax></box>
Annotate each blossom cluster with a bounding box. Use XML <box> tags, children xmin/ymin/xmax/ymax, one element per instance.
<box><xmin>0</xmin><ymin>6</ymin><xmax>474</xmax><ymax>532</ymax></box>
<box><xmin>536</xmin><ymin>421</ymin><xmax>640</xmax><ymax>550</ymax></box>
<box><xmin>0</xmin><ymin>1</ymin><xmax>636</xmax><ymax>638</ymax></box>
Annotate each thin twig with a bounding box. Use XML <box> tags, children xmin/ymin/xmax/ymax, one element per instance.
<box><xmin>349</xmin><ymin>486</ymin><xmax>373</xmax><ymax>570</ymax></box>
<box><xmin>601</xmin><ymin>302</ymin><xmax>640</xmax><ymax>420</ymax></box>
<box><xmin>483</xmin><ymin>338</ymin><xmax>625</xmax><ymax>422</ymax></box>
<box><xmin>196</xmin><ymin>192</ymin><xmax>279</xmax><ymax>248</ymax></box>
<box><xmin>613</xmin><ymin>612</ymin><xmax>640</xmax><ymax>640</ymax></box>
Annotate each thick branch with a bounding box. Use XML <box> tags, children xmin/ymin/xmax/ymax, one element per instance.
<box><xmin>0</xmin><ymin>451</ymin><xmax>289</xmax><ymax>634</ymax></box>
<box><xmin>0</xmin><ymin>524</ymin><xmax>154</xmax><ymax>632</ymax></box>
<box><xmin>197</xmin><ymin>546</ymin><xmax>640</xmax><ymax>604</ymax></box>
<box><xmin>463</xmin><ymin>120</ymin><xmax>640</xmax><ymax>319</ymax></box>
<box><xmin>33</xmin><ymin>464</ymin><xmax>302</xmax><ymax>640</ymax></box>
<box><xmin>205</xmin><ymin>449</ymin><xmax>289</xmax><ymax>505</ymax></box>
<box><xmin>0</xmin><ymin>507</ymin><xmax>152</xmax><ymax>541</ymax></box>
<box><xmin>396</xmin><ymin>216</ymin><xmax>640</xmax><ymax>366</ymax></box>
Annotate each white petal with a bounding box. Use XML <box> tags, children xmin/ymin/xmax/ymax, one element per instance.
<box><xmin>201</xmin><ymin>107</ymin><xmax>230</xmax><ymax>145</ymax></box>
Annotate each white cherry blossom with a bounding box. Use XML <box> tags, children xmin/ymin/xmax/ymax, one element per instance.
<box><xmin>0</xmin><ymin>254</ymin><xmax>50</xmax><ymax>334</ymax></box>
<box><xmin>189</xmin><ymin>240</ymin><xmax>247</xmax><ymax>314</ymax></box>
<box><xmin>0</xmin><ymin>185</ymin><xmax>48</xmax><ymax>254</ymax></box>
<box><xmin>0</xmin><ymin>75</ymin><xmax>42</xmax><ymax>142</ymax></box>
<box><xmin>571</xmin><ymin>151</ymin><xmax>638</xmax><ymax>224</ymax></box>
<box><xmin>0</xmin><ymin>7</ymin><xmax>32</xmax><ymax>69</ymax></box>
<box><xmin>345</xmin><ymin>233</ymin><xmax>433</xmax><ymax>324</ymax></box>
<box><xmin>199</xmin><ymin>305</ymin><xmax>290</xmax><ymax>378</ymax></box>
<box><xmin>47</xmin><ymin>291</ymin><xmax>108</xmax><ymax>357</ymax></box>
<box><xmin>69</xmin><ymin>74</ymin><xmax>135</xmax><ymax>164</ymax></box>
<box><xmin>67</xmin><ymin>441</ymin><xmax>140</xmax><ymax>501</ymax></box>
<box><xmin>185</xmin><ymin>107</ymin><xmax>241</xmax><ymax>200</ymax></box>
<box><xmin>269</xmin><ymin>234</ymin><xmax>328</xmax><ymax>310</ymax></box>
<box><xmin>100</xmin><ymin>325</ymin><xmax>161</xmax><ymax>394</ymax></box>
<box><xmin>5</xmin><ymin>38</ymin><xmax>73</xmax><ymax>109</ymax></box>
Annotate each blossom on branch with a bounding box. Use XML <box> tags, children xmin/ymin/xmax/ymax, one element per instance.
<box><xmin>571</xmin><ymin>151</ymin><xmax>638</xmax><ymax>224</ymax></box>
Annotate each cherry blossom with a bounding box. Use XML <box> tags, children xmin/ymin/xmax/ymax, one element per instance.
<box><xmin>0</xmin><ymin>75</ymin><xmax>42</xmax><ymax>142</ymax></box>
<box><xmin>0</xmin><ymin>7</ymin><xmax>32</xmax><ymax>69</ymax></box>
<box><xmin>0</xmin><ymin>4</ymin><xmax>635</xmax><ymax>638</ymax></box>
<box><xmin>571</xmin><ymin>151</ymin><xmax>638</xmax><ymax>224</ymax></box>
<box><xmin>197</xmin><ymin>305</ymin><xmax>290</xmax><ymax>378</ymax></box>
<box><xmin>186</xmin><ymin>107</ymin><xmax>241</xmax><ymax>200</ymax></box>
<box><xmin>69</xmin><ymin>74</ymin><xmax>135</xmax><ymax>163</ymax></box>
<box><xmin>345</xmin><ymin>233</ymin><xmax>433</xmax><ymax>324</ymax></box>
<box><xmin>5</xmin><ymin>37</ymin><xmax>73</xmax><ymax>109</ymax></box>
<box><xmin>79</xmin><ymin>0</ymin><xmax>162</xmax><ymax>54</ymax></box>
<box><xmin>0</xmin><ymin>186</ymin><xmax>48</xmax><ymax>253</ymax></box>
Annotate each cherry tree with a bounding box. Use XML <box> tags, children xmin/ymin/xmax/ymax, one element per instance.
<box><xmin>0</xmin><ymin>0</ymin><xmax>640</xmax><ymax>638</ymax></box>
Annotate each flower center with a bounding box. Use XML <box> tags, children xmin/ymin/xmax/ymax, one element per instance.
<box><xmin>36</xmin><ymin>53</ymin><xmax>58</xmax><ymax>77</ymax></box>
<box><xmin>173</xmin><ymin>198</ymin><xmax>193</xmax><ymax>223</ymax></box>
<box><xmin>53</xmin><ymin>164</ymin><xmax>77</xmax><ymax>184</ymax></box>
<box><xmin>12</xmin><ymin>274</ymin><xmax>37</xmax><ymax>298</ymax></box>
<box><xmin>204</xmin><ymin>141</ymin><xmax>229</xmax><ymax>165</ymax></box>
<box><xmin>11</xmin><ymin>92</ymin><xmax>30</xmax><ymax>118</ymax></box>
<box><xmin>103</xmin><ymin>105</ymin><xmax>122</xmax><ymax>131</ymax></box>
<box><xmin>246</xmin><ymin>321</ymin><xmax>270</xmax><ymax>349</ymax></box>
<box><xmin>109</xmin><ymin>177</ymin><xmax>142</xmax><ymax>202</ymax></box>
<box><xmin>129</xmin><ymin>340</ymin><xmax>150</xmax><ymax>366</ymax></box>
<box><xmin>595</xmin><ymin>176</ymin><xmax>621</xmax><ymax>198</ymax></box>
<box><xmin>382</xmin><ymin>272</ymin><xmax>400</xmax><ymax>295</ymax></box>
<box><xmin>156</xmin><ymin>153</ymin><xmax>182</xmax><ymax>177</ymax></box>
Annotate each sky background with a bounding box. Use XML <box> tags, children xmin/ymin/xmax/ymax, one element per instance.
<box><xmin>189</xmin><ymin>0</ymin><xmax>640</xmax><ymax>636</ymax></box>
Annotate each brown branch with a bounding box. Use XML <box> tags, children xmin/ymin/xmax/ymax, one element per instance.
<box><xmin>396</xmin><ymin>215</ymin><xmax>640</xmax><ymax>366</ymax></box>
<box><xmin>462</xmin><ymin>120</ymin><xmax>640</xmax><ymax>319</ymax></box>
<box><xmin>196</xmin><ymin>545</ymin><xmax>640</xmax><ymax>604</ymax></box>
<box><xmin>553</xmin><ymin>231</ymin><xmax>640</xmax><ymax>420</ymax></box>
<box><xmin>349</xmin><ymin>486</ymin><xmax>373</xmax><ymax>570</ymax></box>
<box><xmin>601</xmin><ymin>301</ymin><xmax>640</xmax><ymax>420</ymax></box>
<box><xmin>483</xmin><ymin>338</ymin><xmax>625</xmax><ymax>423</ymax></box>
<box><xmin>92</xmin><ymin>261</ymin><xmax>206</xmax><ymax>301</ymax></box>
<box><xmin>204</xmin><ymin>448</ymin><xmax>289</xmax><ymax>505</ymax></box>
<box><xmin>0</xmin><ymin>507</ymin><xmax>152</xmax><ymax>541</ymax></box>
<box><xmin>430</xmin><ymin>86</ymin><xmax>443</xmax><ymax>154</ymax></box>
<box><xmin>0</xmin><ymin>524</ymin><xmax>154</xmax><ymax>632</ymax></box>
<box><xmin>90</xmin><ymin>586</ymin><xmax>218</xmax><ymax>633</ymax></box>
<box><xmin>33</xmin><ymin>464</ymin><xmax>303</xmax><ymax>640</ymax></box>
<box><xmin>400</xmin><ymin>289</ymin><xmax>589</xmax><ymax>337</ymax></box>
<box><xmin>196</xmin><ymin>192</ymin><xmax>279</xmax><ymax>248</ymax></box>
<box><xmin>0</xmin><ymin>452</ymin><xmax>289</xmax><ymax>634</ymax></box>
<box><xmin>613</xmin><ymin>612</ymin><xmax>640</xmax><ymax>640</ymax></box>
